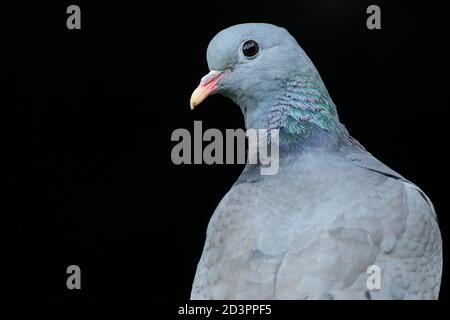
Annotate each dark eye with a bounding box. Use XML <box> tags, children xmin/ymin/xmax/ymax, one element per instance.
<box><xmin>242</xmin><ymin>40</ymin><xmax>259</xmax><ymax>58</ymax></box>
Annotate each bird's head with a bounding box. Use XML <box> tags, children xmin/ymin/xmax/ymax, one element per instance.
<box><xmin>190</xmin><ymin>23</ymin><xmax>344</xmax><ymax>144</ymax></box>
<box><xmin>190</xmin><ymin>24</ymin><xmax>310</xmax><ymax>113</ymax></box>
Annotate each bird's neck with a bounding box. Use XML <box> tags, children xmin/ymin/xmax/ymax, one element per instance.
<box><xmin>242</xmin><ymin>71</ymin><xmax>349</xmax><ymax>150</ymax></box>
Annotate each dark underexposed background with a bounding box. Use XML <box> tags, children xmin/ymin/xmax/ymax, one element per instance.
<box><xmin>5</xmin><ymin>0</ymin><xmax>449</xmax><ymax>299</ymax></box>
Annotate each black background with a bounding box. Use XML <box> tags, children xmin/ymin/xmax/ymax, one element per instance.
<box><xmin>5</xmin><ymin>0</ymin><xmax>449</xmax><ymax>301</ymax></box>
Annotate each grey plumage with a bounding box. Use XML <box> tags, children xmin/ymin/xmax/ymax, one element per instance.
<box><xmin>190</xmin><ymin>23</ymin><xmax>442</xmax><ymax>300</ymax></box>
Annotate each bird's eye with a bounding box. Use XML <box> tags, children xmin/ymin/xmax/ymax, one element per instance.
<box><xmin>242</xmin><ymin>40</ymin><xmax>259</xmax><ymax>58</ymax></box>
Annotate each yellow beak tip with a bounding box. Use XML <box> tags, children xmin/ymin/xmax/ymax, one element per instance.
<box><xmin>189</xmin><ymin>70</ymin><xmax>224</xmax><ymax>110</ymax></box>
<box><xmin>189</xmin><ymin>87</ymin><xmax>205</xmax><ymax>110</ymax></box>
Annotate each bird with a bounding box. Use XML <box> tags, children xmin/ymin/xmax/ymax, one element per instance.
<box><xmin>189</xmin><ymin>23</ymin><xmax>442</xmax><ymax>300</ymax></box>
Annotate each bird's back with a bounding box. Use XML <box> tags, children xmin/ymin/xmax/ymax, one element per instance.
<box><xmin>191</xmin><ymin>147</ymin><xmax>442</xmax><ymax>299</ymax></box>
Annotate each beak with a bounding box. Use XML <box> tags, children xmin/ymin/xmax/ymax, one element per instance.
<box><xmin>190</xmin><ymin>70</ymin><xmax>225</xmax><ymax>110</ymax></box>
